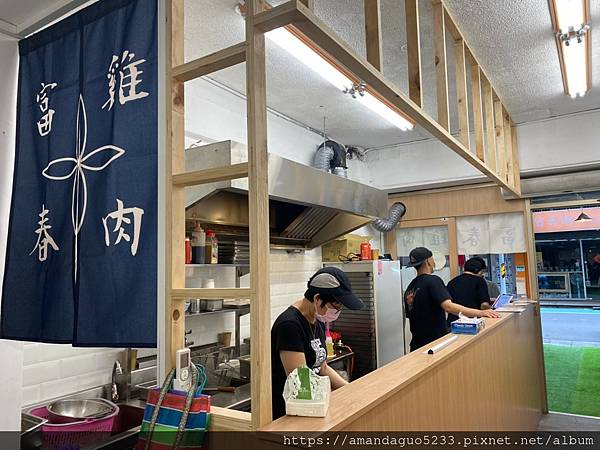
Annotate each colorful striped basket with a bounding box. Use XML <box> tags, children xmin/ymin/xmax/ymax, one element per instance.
<box><xmin>136</xmin><ymin>364</ymin><xmax>210</xmax><ymax>450</ymax></box>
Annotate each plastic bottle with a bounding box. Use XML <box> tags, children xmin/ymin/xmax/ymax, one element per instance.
<box><xmin>360</xmin><ymin>240</ymin><xmax>372</xmax><ymax>260</ymax></box>
<box><xmin>191</xmin><ymin>223</ymin><xmax>206</xmax><ymax>264</ymax></box>
<box><xmin>325</xmin><ymin>334</ymin><xmax>334</xmax><ymax>358</ymax></box>
<box><xmin>325</xmin><ymin>323</ymin><xmax>334</xmax><ymax>358</ymax></box>
<box><xmin>185</xmin><ymin>237</ymin><xmax>192</xmax><ymax>264</ymax></box>
<box><xmin>205</xmin><ymin>230</ymin><xmax>218</xmax><ymax>264</ymax></box>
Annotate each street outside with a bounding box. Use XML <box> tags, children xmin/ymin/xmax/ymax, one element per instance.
<box><xmin>541</xmin><ymin>308</ymin><xmax>600</xmax><ymax>347</ymax></box>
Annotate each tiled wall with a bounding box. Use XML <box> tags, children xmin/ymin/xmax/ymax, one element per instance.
<box><xmin>21</xmin><ymin>247</ymin><xmax>322</xmax><ymax>407</ymax></box>
<box><xmin>21</xmin><ymin>344</ymin><xmax>122</xmax><ymax>407</ymax></box>
<box><xmin>185</xmin><ymin>247</ymin><xmax>323</xmax><ymax>349</ymax></box>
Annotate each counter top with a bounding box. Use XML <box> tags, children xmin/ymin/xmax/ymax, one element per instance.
<box><xmin>262</xmin><ymin>302</ymin><xmax>544</xmax><ymax>432</ymax></box>
<box><xmin>209</xmin><ymin>383</ymin><xmax>251</xmax><ymax>410</ymax></box>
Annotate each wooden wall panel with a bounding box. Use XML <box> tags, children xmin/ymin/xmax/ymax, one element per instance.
<box><xmin>342</xmin><ymin>307</ymin><xmax>542</xmax><ymax>431</ymax></box>
<box><xmin>388</xmin><ymin>185</ymin><xmax>525</xmax><ymax>221</ymax></box>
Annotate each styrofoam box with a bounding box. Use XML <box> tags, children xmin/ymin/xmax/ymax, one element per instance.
<box><xmin>285</xmin><ymin>376</ymin><xmax>331</xmax><ymax>418</ymax></box>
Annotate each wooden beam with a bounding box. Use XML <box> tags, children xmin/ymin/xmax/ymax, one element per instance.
<box><xmin>503</xmin><ymin>106</ymin><xmax>513</xmax><ymax>185</ymax></box>
<box><xmin>405</xmin><ymin>0</ymin><xmax>422</xmax><ymax>106</ymax></box>
<box><xmin>166</xmin><ymin>0</ymin><xmax>186</xmax><ymax>372</ymax></box>
<box><xmin>454</xmin><ymin>38</ymin><xmax>470</xmax><ymax>149</ymax></box>
<box><xmin>253</xmin><ymin>0</ymin><xmax>298</xmax><ymax>33</ymax></box>
<box><xmin>482</xmin><ymin>76</ymin><xmax>497</xmax><ymax>173</ymax></box>
<box><xmin>172</xmin><ymin>43</ymin><xmax>246</xmax><ymax>82</ymax></box>
<box><xmin>172</xmin><ymin>163</ymin><xmax>249</xmax><ymax>187</ymax></box>
<box><xmin>253</xmin><ymin>1</ymin><xmax>520</xmax><ymax>196</ymax></box>
<box><xmin>511</xmin><ymin>121</ymin><xmax>521</xmax><ymax>192</ymax></box>
<box><xmin>171</xmin><ymin>288</ymin><xmax>252</xmax><ymax>300</ymax></box>
<box><xmin>209</xmin><ymin>407</ymin><xmax>252</xmax><ymax>432</ymax></box>
<box><xmin>494</xmin><ymin>97</ymin><xmax>506</xmax><ymax>181</ymax></box>
<box><xmin>247</xmin><ymin>0</ymin><xmax>273</xmax><ymax>428</ymax></box>
<box><xmin>299</xmin><ymin>0</ymin><xmax>313</xmax><ymax>9</ymax></box>
<box><xmin>432</xmin><ymin>1</ymin><xmax>450</xmax><ymax>130</ymax></box>
<box><xmin>363</xmin><ymin>0</ymin><xmax>383</xmax><ymax>70</ymax></box>
<box><xmin>470</xmin><ymin>62</ymin><xmax>485</xmax><ymax>162</ymax></box>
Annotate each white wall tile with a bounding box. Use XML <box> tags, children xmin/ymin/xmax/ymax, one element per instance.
<box><xmin>39</xmin><ymin>375</ymin><xmax>81</xmax><ymax>402</ymax></box>
<box><xmin>23</xmin><ymin>361</ymin><xmax>61</xmax><ymax>387</ymax></box>
<box><xmin>22</xmin><ymin>385</ymin><xmax>40</xmax><ymax>407</ymax></box>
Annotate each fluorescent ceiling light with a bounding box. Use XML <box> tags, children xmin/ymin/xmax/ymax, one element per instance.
<box><xmin>266</xmin><ymin>27</ymin><xmax>414</xmax><ymax>131</ymax></box>
<box><xmin>550</xmin><ymin>0</ymin><xmax>591</xmax><ymax>98</ymax></box>
<box><xmin>554</xmin><ymin>0</ymin><xmax>585</xmax><ymax>31</ymax></box>
<box><xmin>562</xmin><ymin>38</ymin><xmax>588</xmax><ymax>98</ymax></box>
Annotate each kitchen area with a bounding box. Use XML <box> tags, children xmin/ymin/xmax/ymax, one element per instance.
<box><xmin>0</xmin><ymin>0</ymin><xmax>567</xmax><ymax>445</ymax></box>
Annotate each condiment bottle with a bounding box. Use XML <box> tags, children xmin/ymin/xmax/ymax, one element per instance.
<box><xmin>191</xmin><ymin>223</ymin><xmax>206</xmax><ymax>264</ymax></box>
<box><xmin>205</xmin><ymin>230</ymin><xmax>219</xmax><ymax>264</ymax></box>
<box><xmin>360</xmin><ymin>240</ymin><xmax>372</xmax><ymax>260</ymax></box>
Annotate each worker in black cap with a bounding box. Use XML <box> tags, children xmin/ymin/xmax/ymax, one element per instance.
<box><xmin>404</xmin><ymin>247</ymin><xmax>499</xmax><ymax>352</ymax></box>
<box><xmin>271</xmin><ymin>267</ymin><xmax>364</xmax><ymax>420</ymax></box>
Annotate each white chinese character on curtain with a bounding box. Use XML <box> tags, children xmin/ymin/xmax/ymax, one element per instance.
<box><xmin>36</xmin><ymin>82</ymin><xmax>57</xmax><ymax>136</ymax></box>
<box><xmin>102</xmin><ymin>50</ymin><xmax>149</xmax><ymax>111</ymax></box>
<box><xmin>103</xmin><ymin>199</ymin><xmax>144</xmax><ymax>256</ymax></box>
<box><xmin>29</xmin><ymin>205</ymin><xmax>59</xmax><ymax>261</ymax></box>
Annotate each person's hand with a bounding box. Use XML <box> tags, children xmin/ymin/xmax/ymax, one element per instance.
<box><xmin>404</xmin><ymin>290</ymin><xmax>415</xmax><ymax>307</ymax></box>
<box><xmin>480</xmin><ymin>309</ymin><xmax>501</xmax><ymax>318</ymax></box>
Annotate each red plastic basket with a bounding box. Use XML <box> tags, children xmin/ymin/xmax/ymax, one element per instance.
<box><xmin>29</xmin><ymin>402</ymin><xmax>119</xmax><ymax>450</ymax></box>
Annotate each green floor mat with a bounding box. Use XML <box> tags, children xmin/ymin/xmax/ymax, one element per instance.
<box><xmin>544</xmin><ymin>344</ymin><xmax>600</xmax><ymax>417</ymax></box>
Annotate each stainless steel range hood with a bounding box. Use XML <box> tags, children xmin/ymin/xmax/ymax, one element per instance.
<box><xmin>185</xmin><ymin>141</ymin><xmax>388</xmax><ymax>249</ymax></box>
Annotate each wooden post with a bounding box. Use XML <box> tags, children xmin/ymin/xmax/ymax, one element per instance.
<box><xmin>405</xmin><ymin>0</ymin><xmax>422</xmax><ymax>106</ymax></box>
<box><xmin>404</xmin><ymin>0</ymin><xmax>423</xmax><ymax>106</ymax></box>
<box><xmin>432</xmin><ymin>1</ymin><xmax>449</xmax><ymax>130</ymax></box>
<box><xmin>494</xmin><ymin>97</ymin><xmax>506</xmax><ymax>181</ymax></box>
<box><xmin>246</xmin><ymin>0</ymin><xmax>272</xmax><ymax>428</ymax></box>
<box><xmin>503</xmin><ymin>107</ymin><xmax>513</xmax><ymax>185</ymax></box>
<box><xmin>482</xmin><ymin>77</ymin><xmax>497</xmax><ymax>173</ymax></box>
<box><xmin>454</xmin><ymin>39</ymin><xmax>470</xmax><ymax>149</ymax></box>
<box><xmin>470</xmin><ymin>63</ymin><xmax>485</xmax><ymax>162</ymax></box>
<box><xmin>364</xmin><ymin>0</ymin><xmax>382</xmax><ymax>70</ymax></box>
<box><xmin>511</xmin><ymin>121</ymin><xmax>521</xmax><ymax>192</ymax></box>
<box><xmin>166</xmin><ymin>0</ymin><xmax>185</xmax><ymax>372</ymax></box>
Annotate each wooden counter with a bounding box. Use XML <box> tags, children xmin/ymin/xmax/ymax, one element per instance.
<box><xmin>262</xmin><ymin>303</ymin><xmax>545</xmax><ymax>432</ymax></box>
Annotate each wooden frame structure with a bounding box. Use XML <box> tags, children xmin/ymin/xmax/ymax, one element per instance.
<box><xmin>164</xmin><ymin>0</ymin><xmax>525</xmax><ymax>431</ymax></box>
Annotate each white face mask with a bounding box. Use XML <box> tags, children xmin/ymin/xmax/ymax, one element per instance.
<box><xmin>314</xmin><ymin>300</ymin><xmax>341</xmax><ymax>323</ymax></box>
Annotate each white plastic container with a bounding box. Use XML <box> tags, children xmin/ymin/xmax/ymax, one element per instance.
<box><xmin>285</xmin><ymin>375</ymin><xmax>331</xmax><ymax>417</ymax></box>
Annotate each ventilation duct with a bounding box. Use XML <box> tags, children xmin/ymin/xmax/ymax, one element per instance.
<box><xmin>502</xmin><ymin>168</ymin><xmax>600</xmax><ymax>199</ymax></box>
<box><xmin>372</xmin><ymin>202</ymin><xmax>406</xmax><ymax>232</ymax></box>
<box><xmin>313</xmin><ymin>140</ymin><xmax>348</xmax><ymax>178</ymax></box>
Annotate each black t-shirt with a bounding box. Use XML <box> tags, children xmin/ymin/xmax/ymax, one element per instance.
<box><xmin>446</xmin><ymin>273</ymin><xmax>490</xmax><ymax>326</ymax></box>
<box><xmin>270</xmin><ymin>306</ymin><xmax>327</xmax><ymax>420</ymax></box>
<box><xmin>404</xmin><ymin>274</ymin><xmax>451</xmax><ymax>351</ymax></box>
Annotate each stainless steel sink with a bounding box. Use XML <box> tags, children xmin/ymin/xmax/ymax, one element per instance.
<box><xmin>83</xmin><ymin>402</ymin><xmax>145</xmax><ymax>450</ymax></box>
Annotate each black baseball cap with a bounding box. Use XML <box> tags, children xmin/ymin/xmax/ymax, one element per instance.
<box><xmin>305</xmin><ymin>267</ymin><xmax>364</xmax><ymax>310</ymax></box>
<box><xmin>407</xmin><ymin>247</ymin><xmax>433</xmax><ymax>267</ymax></box>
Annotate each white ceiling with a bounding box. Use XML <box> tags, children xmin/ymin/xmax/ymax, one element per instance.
<box><xmin>2</xmin><ymin>0</ymin><xmax>599</xmax><ymax>148</ymax></box>
<box><xmin>183</xmin><ymin>0</ymin><xmax>600</xmax><ymax>149</ymax></box>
